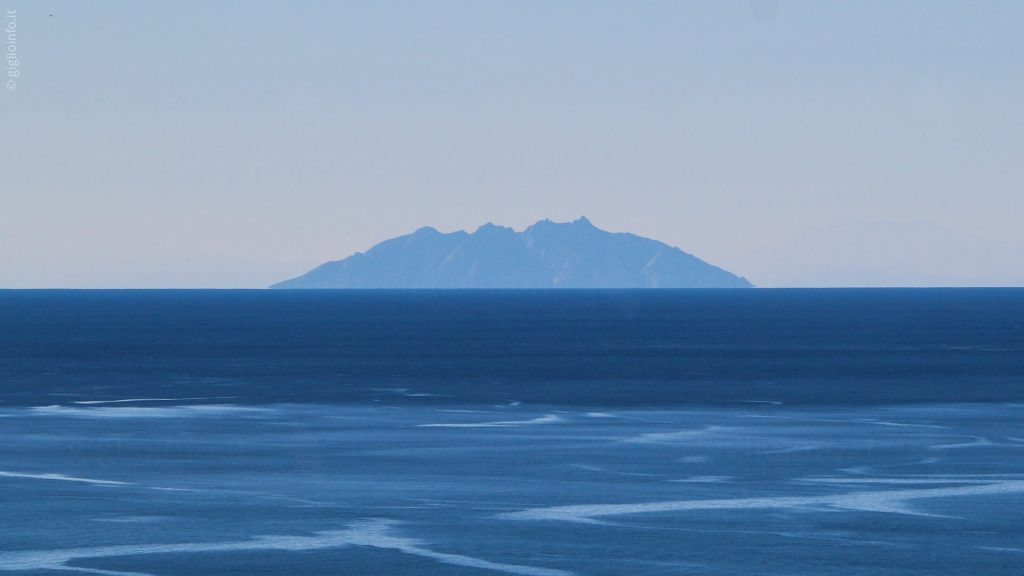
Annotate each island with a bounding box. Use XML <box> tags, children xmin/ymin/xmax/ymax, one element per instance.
<box><xmin>272</xmin><ymin>217</ymin><xmax>753</xmax><ymax>289</ymax></box>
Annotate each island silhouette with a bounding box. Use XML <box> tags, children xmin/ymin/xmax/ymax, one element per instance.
<box><xmin>272</xmin><ymin>217</ymin><xmax>753</xmax><ymax>289</ymax></box>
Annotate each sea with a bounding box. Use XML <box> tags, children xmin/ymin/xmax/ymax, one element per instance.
<box><xmin>0</xmin><ymin>289</ymin><xmax>1022</xmax><ymax>575</ymax></box>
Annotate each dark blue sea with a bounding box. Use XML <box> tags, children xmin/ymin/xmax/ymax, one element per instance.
<box><xmin>1</xmin><ymin>289</ymin><xmax>1023</xmax><ymax>575</ymax></box>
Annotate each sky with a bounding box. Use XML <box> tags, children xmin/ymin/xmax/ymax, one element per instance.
<box><xmin>1</xmin><ymin>0</ymin><xmax>1022</xmax><ymax>288</ymax></box>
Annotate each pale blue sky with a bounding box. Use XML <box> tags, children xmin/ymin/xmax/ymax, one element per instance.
<box><xmin>1</xmin><ymin>0</ymin><xmax>1022</xmax><ymax>287</ymax></box>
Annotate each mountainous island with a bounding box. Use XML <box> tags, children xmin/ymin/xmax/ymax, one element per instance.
<box><xmin>272</xmin><ymin>217</ymin><xmax>753</xmax><ymax>289</ymax></box>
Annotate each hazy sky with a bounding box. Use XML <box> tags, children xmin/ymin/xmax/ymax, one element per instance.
<box><xmin>2</xmin><ymin>0</ymin><xmax>1022</xmax><ymax>287</ymax></box>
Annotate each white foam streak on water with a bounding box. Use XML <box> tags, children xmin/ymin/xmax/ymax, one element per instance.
<box><xmin>855</xmin><ymin>420</ymin><xmax>948</xmax><ymax>429</ymax></box>
<box><xmin>72</xmin><ymin>397</ymin><xmax>237</xmax><ymax>405</ymax></box>
<box><xmin>980</xmin><ymin>547</ymin><xmax>1024</xmax><ymax>554</ymax></box>
<box><xmin>739</xmin><ymin>415</ymin><xmax>947</xmax><ymax>429</ymax></box>
<box><xmin>760</xmin><ymin>443</ymin><xmax>825</xmax><ymax>454</ymax></box>
<box><xmin>800</xmin><ymin>477</ymin><xmax>986</xmax><ymax>485</ymax></box>
<box><xmin>625</xmin><ymin>426</ymin><xmax>728</xmax><ymax>444</ymax></box>
<box><xmin>55</xmin><ymin>567</ymin><xmax>153</xmax><ymax>576</ymax></box>
<box><xmin>0</xmin><ymin>471</ymin><xmax>131</xmax><ymax>486</ymax></box>
<box><xmin>337</xmin><ymin>520</ymin><xmax>573</xmax><ymax>576</ymax></box>
<box><xmin>498</xmin><ymin>480</ymin><xmax>1024</xmax><ymax>523</ymax></box>
<box><xmin>566</xmin><ymin>464</ymin><xmax>656</xmax><ymax>477</ymax></box>
<box><xmin>29</xmin><ymin>405</ymin><xmax>272</xmax><ymax>419</ymax></box>
<box><xmin>0</xmin><ymin>519</ymin><xmax>572</xmax><ymax>576</ymax></box>
<box><xmin>930</xmin><ymin>436</ymin><xmax>995</xmax><ymax>450</ymax></box>
<box><xmin>417</xmin><ymin>414</ymin><xmax>562</xmax><ymax>428</ymax></box>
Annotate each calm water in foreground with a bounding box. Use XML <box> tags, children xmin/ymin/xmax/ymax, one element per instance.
<box><xmin>0</xmin><ymin>289</ymin><xmax>1022</xmax><ymax>575</ymax></box>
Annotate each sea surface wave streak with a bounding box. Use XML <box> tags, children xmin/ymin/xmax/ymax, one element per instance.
<box><xmin>498</xmin><ymin>480</ymin><xmax>1024</xmax><ymax>523</ymax></box>
<box><xmin>0</xmin><ymin>471</ymin><xmax>131</xmax><ymax>486</ymax></box>
<box><xmin>417</xmin><ymin>414</ymin><xmax>562</xmax><ymax>428</ymax></box>
<box><xmin>0</xmin><ymin>519</ymin><xmax>572</xmax><ymax>576</ymax></box>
